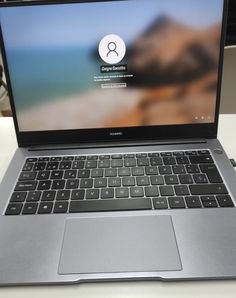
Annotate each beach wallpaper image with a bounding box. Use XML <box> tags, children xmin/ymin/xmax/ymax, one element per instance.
<box><xmin>0</xmin><ymin>0</ymin><xmax>224</xmax><ymax>131</ymax></box>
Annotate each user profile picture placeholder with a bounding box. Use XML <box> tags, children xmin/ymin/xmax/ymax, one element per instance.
<box><xmin>99</xmin><ymin>34</ymin><xmax>126</xmax><ymax>64</ymax></box>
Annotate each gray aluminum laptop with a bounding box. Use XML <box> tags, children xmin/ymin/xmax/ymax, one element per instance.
<box><xmin>0</xmin><ymin>0</ymin><xmax>236</xmax><ymax>286</ymax></box>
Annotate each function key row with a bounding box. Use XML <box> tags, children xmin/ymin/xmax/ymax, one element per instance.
<box><xmin>25</xmin><ymin>150</ymin><xmax>210</xmax><ymax>163</ymax></box>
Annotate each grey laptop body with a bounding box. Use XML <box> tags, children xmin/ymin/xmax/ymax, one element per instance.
<box><xmin>1</xmin><ymin>0</ymin><xmax>236</xmax><ymax>286</ymax></box>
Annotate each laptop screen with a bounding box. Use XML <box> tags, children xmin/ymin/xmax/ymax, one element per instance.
<box><xmin>0</xmin><ymin>0</ymin><xmax>224</xmax><ymax>134</ymax></box>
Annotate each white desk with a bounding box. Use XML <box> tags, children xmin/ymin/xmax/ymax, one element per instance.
<box><xmin>0</xmin><ymin>115</ymin><xmax>236</xmax><ymax>297</ymax></box>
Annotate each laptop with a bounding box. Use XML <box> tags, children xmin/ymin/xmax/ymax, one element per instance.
<box><xmin>0</xmin><ymin>0</ymin><xmax>236</xmax><ymax>286</ymax></box>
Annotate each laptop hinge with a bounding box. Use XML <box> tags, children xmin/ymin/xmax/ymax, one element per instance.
<box><xmin>28</xmin><ymin>138</ymin><xmax>207</xmax><ymax>152</ymax></box>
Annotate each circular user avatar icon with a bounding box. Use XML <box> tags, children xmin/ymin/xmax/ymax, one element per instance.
<box><xmin>98</xmin><ymin>34</ymin><xmax>126</xmax><ymax>64</ymax></box>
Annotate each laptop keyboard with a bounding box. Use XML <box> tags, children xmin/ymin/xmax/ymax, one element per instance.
<box><xmin>5</xmin><ymin>150</ymin><xmax>234</xmax><ymax>215</ymax></box>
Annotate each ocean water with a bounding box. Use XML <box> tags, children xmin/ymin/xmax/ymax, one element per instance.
<box><xmin>7</xmin><ymin>47</ymin><xmax>98</xmax><ymax>111</ymax></box>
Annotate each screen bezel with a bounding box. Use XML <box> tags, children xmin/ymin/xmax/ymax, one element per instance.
<box><xmin>0</xmin><ymin>0</ymin><xmax>228</xmax><ymax>147</ymax></box>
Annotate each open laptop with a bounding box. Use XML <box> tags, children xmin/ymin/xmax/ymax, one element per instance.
<box><xmin>0</xmin><ymin>0</ymin><xmax>236</xmax><ymax>286</ymax></box>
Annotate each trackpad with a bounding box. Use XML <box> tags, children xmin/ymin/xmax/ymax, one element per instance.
<box><xmin>59</xmin><ymin>215</ymin><xmax>182</xmax><ymax>274</ymax></box>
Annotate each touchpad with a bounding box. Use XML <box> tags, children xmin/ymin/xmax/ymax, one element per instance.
<box><xmin>59</xmin><ymin>215</ymin><xmax>182</xmax><ymax>274</ymax></box>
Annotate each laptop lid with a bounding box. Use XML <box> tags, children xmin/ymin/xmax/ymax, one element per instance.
<box><xmin>0</xmin><ymin>0</ymin><xmax>227</xmax><ymax>147</ymax></box>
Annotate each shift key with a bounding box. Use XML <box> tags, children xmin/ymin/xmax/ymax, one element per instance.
<box><xmin>190</xmin><ymin>184</ymin><xmax>228</xmax><ymax>195</ymax></box>
<box><xmin>15</xmin><ymin>181</ymin><xmax>37</xmax><ymax>191</ymax></box>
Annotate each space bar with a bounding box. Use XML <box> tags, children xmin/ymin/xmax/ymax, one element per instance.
<box><xmin>69</xmin><ymin>198</ymin><xmax>152</xmax><ymax>213</ymax></box>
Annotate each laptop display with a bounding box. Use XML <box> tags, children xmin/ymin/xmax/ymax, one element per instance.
<box><xmin>0</xmin><ymin>0</ymin><xmax>224</xmax><ymax>132</ymax></box>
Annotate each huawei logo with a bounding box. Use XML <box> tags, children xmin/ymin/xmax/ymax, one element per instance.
<box><xmin>109</xmin><ymin>132</ymin><xmax>123</xmax><ymax>136</ymax></box>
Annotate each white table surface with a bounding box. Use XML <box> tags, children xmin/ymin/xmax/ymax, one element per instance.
<box><xmin>0</xmin><ymin>114</ymin><xmax>236</xmax><ymax>297</ymax></box>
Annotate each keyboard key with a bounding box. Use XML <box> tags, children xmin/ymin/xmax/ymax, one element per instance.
<box><xmin>98</xmin><ymin>160</ymin><xmax>110</xmax><ymax>168</ymax></box>
<box><xmin>168</xmin><ymin>197</ymin><xmax>186</xmax><ymax>209</ymax></box>
<box><xmin>94</xmin><ymin>178</ymin><xmax>107</xmax><ymax>188</ymax></box>
<box><xmin>26</xmin><ymin>158</ymin><xmax>37</xmax><ymax>162</ymax></box>
<box><xmin>53</xmin><ymin>202</ymin><xmax>69</xmax><ymax>213</ymax></box>
<box><xmin>172</xmin><ymin>165</ymin><xmax>186</xmax><ymax>174</ymax></box>
<box><xmin>136</xmin><ymin>153</ymin><xmax>147</xmax><ymax>158</ymax></box>
<box><xmin>51</xmin><ymin>170</ymin><xmax>63</xmax><ymax>180</ymax></box>
<box><xmin>64</xmin><ymin>170</ymin><xmax>77</xmax><ymax>179</ymax></box>
<box><xmin>78</xmin><ymin>169</ymin><xmax>91</xmax><ymax>178</ymax></box>
<box><xmin>201</xmin><ymin>195</ymin><xmax>215</xmax><ymax>202</ymax></box>
<box><xmin>87</xmin><ymin>155</ymin><xmax>98</xmax><ymax>160</ymax></box>
<box><xmin>132</xmin><ymin>167</ymin><xmax>144</xmax><ymax>176</ymax></box>
<box><xmin>145</xmin><ymin>186</ymin><xmax>159</xmax><ymax>197</ymax></box>
<box><xmin>108</xmin><ymin>178</ymin><xmax>121</xmax><ymax>187</ymax></box>
<box><xmin>159</xmin><ymin>166</ymin><xmax>172</xmax><ymax>175</ymax></box>
<box><xmin>26</xmin><ymin>191</ymin><xmax>41</xmax><ymax>202</ymax></box>
<box><xmin>160</xmin><ymin>186</ymin><xmax>174</xmax><ymax>196</ymax></box>
<box><xmin>69</xmin><ymin>198</ymin><xmax>152</xmax><ymax>213</ymax></box>
<box><xmin>216</xmin><ymin>195</ymin><xmax>234</xmax><ymax>207</ymax></box>
<box><xmin>50</xmin><ymin>157</ymin><xmax>62</xmax><ymax>161</ymax></box>
<box><xmin>66</xmin><ymin>179</ymin><xmax>79</xmax><ymax>189</ymax></box>
<box><xmin>202</xmin><ymin>200</ymin><xmax>218</xmax><ymax>208</ymax></box>
<box><xmin>56</xmin><ymin>190</ymin><xmax>70</xmax><ymax>200</ymax></box>
<box><xmin>75</xmin><ymin>156</ymin><xmax>86</xmax><ymax>161</ymax></box>
<box><xmin>38</xmin><ymin>180</ymin><xmax>51</xmax><ymax>190</ymax></box>
<box><xmin>105</xmin><ymin>168</ymin><xmax>117</xmax><ymax>177</ymax></box>
<box><xmin>59</xmin><ymin>161</ymin><xmax>72</xmax><ymax>170</ymax></box>
<box><xmin>38</xmin><ymin>202</ymin><xmax>53</xmax><ymax>214</ymax></box>
<box><xmin>153</xmin><ymin>197</ymin><xmax>168</xmax><ymax>209</ymax></box>
<box><xmin>85</xmin><ymin>160</ymin><xmax>97</xmax><ymax>169</ymax></box>
<box><xmin>189</xmin><ymin>155</ymin><xmax>213</xmax><ymax>164</ymax></box>
<box><xmin>111</xmin><ymin>159</ymin><xmax>123</xmax><ymax>168</ymax></box>
<box><xmin>164</xmin><ymin>175</ymin><xmax>179</xmax><ymax>185</ymax></box>
<box><xmin>174</xmin><ymin>185</ymin><xmax>190</xmax><ymax>196</ymax></box>
<box><xmin>145</xmin><ymin>166</ymin><xmax>158</xmax><ymax>175</ymax></box>
<box><xmin>150</xmin><ymin>176</ymin><xmax>164</xmax><ymax>185</ymax></box>
<box><xmin>124</xmin><ymin>159</ymin><xmax>136</xmax><ymax>167</ymax></box>
<box><xmin>179</xmin><ymin>174</ymin><xmax>193</xmax><ymax>184</ymax></box>
<box><xmin>99</xmin><ymin>155</ymin><xmax>110</xmax><ymax>160</ymax></box>
<box><xmin>10</xmin><ymin>192</ymin><xmax>27</xmax><ymax>202</ymax></box>
<box><xmin>38</xmin><ymin>157</ymin><xmax>49</xmax><ymax>162</ymax></box>
<box><xmin>161</xmin><ymin>152</ymin><xmax>172</xmax><ymax>157</ymax></box>
<box><xmin>71</xmin><ymin>189</ymin><xmax>85</xmax><ymax>200</ymax></box>
<box><xmin>118</xmin><ymin>168</ymin><xmax>131</xmax><ymax>177</ymax></box>
<box><xmin>51</xmin><ymin>180</ymin><xmax>65</xmax><ymax>190</ymax></box>
<box><xmin>122</xmin><ymin>177</ymin><xmax>135</xmax><ymax>187</ymax></box>
<box><xmin>22</xmin><ymin>162</ymin><xmax>33</xmax><ymax>171</ymax></box>
<box><xmin>130</xmin><ymin>187</ymin><xmax>144</xmax><ymax>197</ymax></box>
<box><xmin>198</xmin><ymin>150</ymin><xmax>210</xmax><ymax>155</ymax></box>
<box><xmin>63</xmin><ymin>156</ymin><xmax>74</xmax><ymax>161</ymax></box>
<box><xmin>111</xmin><ymin>154</ymin><xmax>122</xmax><ymax>159</ymax></box>
<box><xmin>33</xmin><ymin>162</ymin><xmax>46</xmax><ymax>171</ymax></box>
<box><xmin>193</xmin><ymin>174</ymin><xmax>208</xmax><ymax>184</ymax></box>
<box><xmin>86</xmin><ymin>189</ymin><xmax>99</xmax><ymax>199</ymax></box>
<box><xmin>101</xmin><ymin>188</ymin><xmax>114</xmax><ymax>199</ymax></box>
<box><xmin>5</xmin><ymin>203</ymin><xmax>23</xmax><ymax>215</ymax></box>
<box><xmin>46</xmin><ymin>162</ymin><xmax>59</xmax><ymax>170</ymax></box>
<box><xmin>163</xmin><ymin>157</ymin><xmax>176</xmax><ymax>165</ymax></box>
<box><xmin>185</xmin><ymin>196</ymin><xmax>202</xmax><ymax>208</ymax></box>
<box><xmin>19</xmin><ymin>171</ymin><xmax>36</xmax><ymax>181</ymax></box>
<box><xmin>22</xmin><ymin>203</ymin><xmax>38</xmax><ymax>215</ymax></box>
<box><xmin>173</xmin><ymin>151</ymin><xmax>184</xmax><ymax>156</ymax></box>
<box><xmin>186</xmin><ymin>165</ymin><xmax>200</xmax><ymax>174</ymax></box>
<box><xmin>200</xmin><ymin>164</ymin><xmax>223</xmax><ymax>183</ymax></box>
<box><xmin>42</xmin><ymin>191</ymin><xmax>56</xmax><ymax>201</ymax></box>
<box><xmin>185</xmin><ymin>151</ymin><xmax>197</xmax><ymax>156</ymax></box>
<box><xmin>91</xmin><ymin>169</ymin><xmax>103</xmax><ymax>178</ymax></box>
<box><xmin>150</xmin><ymin>158</ymin><xmax>163</xmax><ymax>166</ymax></box>
<box><xmin>72</xmin><ymin>161</ymin><xmax>85</xmax><ymax>169</ymax></box>
<box><xmin>190</xmin><ymin>184</ymin><xmax>228</xmax><ymax>195</ymax></box>
<box><xmin>15</xmin><ymin>181</ymin><xmax>37</xmax><ymax>191</ymax></box>
<box><xmin>136</xmin><ymin>176</ymin><xmax>150</xmax><ymax>186</ymax></box>
<box><xmin>137</xmin><ymin>158</ymin><xmax>149</xmax><ymax>166</ymax></box>
<box><xmin>37</xmin><ymin>171</ymin><xmax>50</xmax><ymax>180</ymax></box>
<box><xmin>115</xmin><ymin>188</ymin><xmax>129</xmax><ymax>198</ymax></box>
<box><xmin>176</xmin><ymin>156</ymin><xmax>189</xmax><ymax>164</ymax></box>
<box><xmin>80</xmin><ymin>179</ymin><xmax>93</xmax><ymax>188</ymax></box>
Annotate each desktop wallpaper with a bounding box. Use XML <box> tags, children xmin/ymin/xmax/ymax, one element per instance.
<box><xmin>0</xmin><ymin>0</ymin><xmax>224</xmax><ymax>132</ymax></box>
